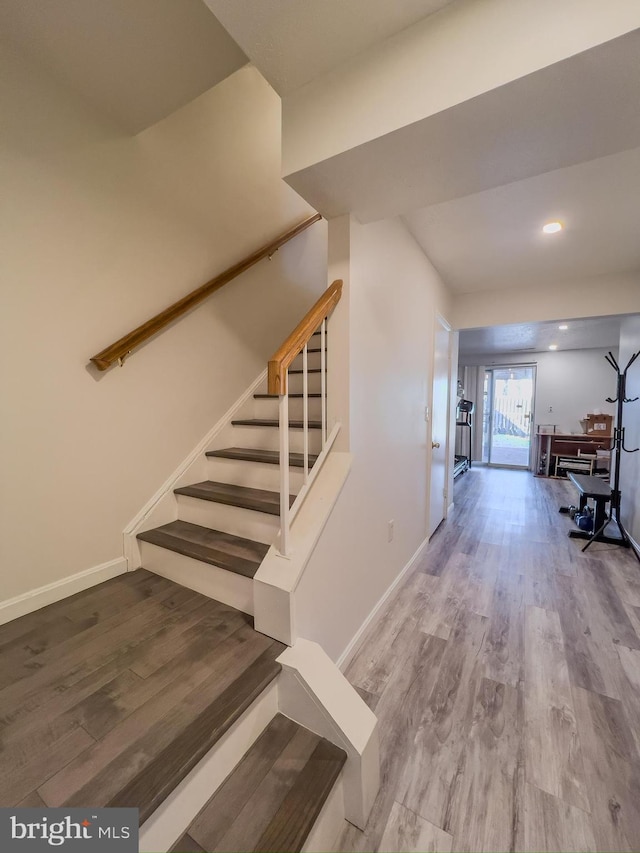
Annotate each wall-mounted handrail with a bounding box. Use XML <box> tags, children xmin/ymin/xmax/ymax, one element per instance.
<box><xmin>90</xmin><ymin>213</ymin><xmax>322</xmax><ymax>371</ymax></box>
<box><xmin>267</xmin><ymin>278</ymin><xmax>342</xmax><ymax>396</ymax></box>
<box><xmin>268</xmin><ymin>279</ymin><xmax>343</xmax><ymax>557</ymax></box>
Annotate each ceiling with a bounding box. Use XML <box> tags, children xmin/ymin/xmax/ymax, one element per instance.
<box><xmin>283</xmin><ymin>26</ymin><xmax>640</xmax><ymax>295</ymax></box>
<box><xmin>4</xmin><ymin>0</ymin><xmax>640</xmax><ymax>302</ymax></box>
<box><xmin>459</xmin><ymin>315</ymin><xmax>631</xmax><ymax>358</ymax></box>
<box><xmin>404</xmin><ymin>146</ymin><xmax>640</xmax><ymax>293</ymax></box>
<box><xmin>203</xmin><ymin>0</ymin><xmax>457</xmax><ymax>93</ymax></box>
<box><xmin>0</xmin><ymin>0</ymin><xmax>247</xmax><ymax>133</ymax></box>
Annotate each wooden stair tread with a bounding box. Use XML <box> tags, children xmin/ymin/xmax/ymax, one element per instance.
<box><xmin>254</xmin><ymin>393</ymin><xmax>322</xmax><ymax>399</ymax></box>
<box><xmin>171</xmin><ymin>713</ymin><xmax>346</xmax><ymax>853</ymax></box>
<box><xmin>100</xmin><ymin>643</ymin><xmax>285</xmax><ymax>823</ymax></box>
<box><xmin>289</xmin><ymin>368</ymin><xmax>321</xmax><ymax>375</ymax></box>
<box><xmin>232</xmin><ymin>419</ymin><xmax>322</xmax><ymax>430</ymax></box>
<box><xmin>137</xmin><ymin>521</ymin><xmax>269</xmax><ymax>577</ymax></box>
<box><xmin>175</xmin><ymin>481</ymin><xmax>294</xmax><ymax>516</ymax></box>
<box><xmin>206</xmin><ymin>447</ymin><xmax>319</xmax><ymax>468</ymax></box>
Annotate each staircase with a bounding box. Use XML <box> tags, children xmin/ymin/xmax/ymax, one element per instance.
<box><xmin>136</xmin><ymin>329</ymin><xmax>326</xmax><ymax>614</ymax></box>
<box><xmin>43</xmin><ymin>259</ymin><xmax>375</xmax><ymax>848</ymax></box>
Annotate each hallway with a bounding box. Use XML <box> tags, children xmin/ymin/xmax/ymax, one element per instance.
<box><xmin>339</xmin><ymin>467</ymin><xmax>640</xmax><ymax>852</ymax></box>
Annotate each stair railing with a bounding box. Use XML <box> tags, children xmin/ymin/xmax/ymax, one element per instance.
<box><xmin>268</xmin><ymin>279</ymin><xmax>343</xmax><ymax>556</ymax></box>
<box><xmin>90</xmin><ymin>214</ymin><xmax>322</xmax><ymax>371</ymax></box>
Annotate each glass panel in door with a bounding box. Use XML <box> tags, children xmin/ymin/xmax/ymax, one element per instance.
<box><xmin>488</xmin><ymin>366</ymin><xmax>535</xmax><ymax>467</ymax></box>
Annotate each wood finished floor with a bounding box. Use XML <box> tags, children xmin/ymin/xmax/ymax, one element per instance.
<box><xmin>339</xmin><ymin>467</ymin><xmax>640</xmax><ymax>853</ymax></box>
<box><xmin>0</xmin><ymin>571</ymin><xmax>283</xmax><ymax>815</ymax></box>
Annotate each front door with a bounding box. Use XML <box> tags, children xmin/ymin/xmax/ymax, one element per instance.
<box><xmin>429</xmin><ymin>316</ymin><xmax>451</xmax><ymax>537</ymax></box>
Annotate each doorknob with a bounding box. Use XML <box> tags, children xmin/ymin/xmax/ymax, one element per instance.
<box><xmin>432</xmin><ymin>441</ymin><xmax>440</xmax><ymax>449</ymax></box>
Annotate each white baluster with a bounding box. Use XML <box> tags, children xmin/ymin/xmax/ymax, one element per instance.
<box><xmin>303</xmin><ymin>343</ymin><xmax>309</xmax><ymax>485</ymax></box>
<box><xmin>321</xmin><ymin>319</ymin><xmax>327</xmax><ymax>446</ymax></box>
<box><xmin>279</xmin><ymin>382</ymin><xmax>290</xmax><ymax>557</ymax></box>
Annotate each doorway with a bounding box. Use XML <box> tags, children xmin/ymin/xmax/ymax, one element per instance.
<box><xmin>482</xmin><ymin>365</ymin><xmax>536</xmax><ymax>468</ymax></box>
<box><xmin>429</xmin><ymin>315</ymin><xmax>451</xmax><ymax>537</ymax></box>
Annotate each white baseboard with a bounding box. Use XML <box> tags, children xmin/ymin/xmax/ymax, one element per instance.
<box><xmin>335</xmin><ymin>534</ymin><xmax>429</xmax><ymax>672</ymax></box>
<box><xmin>0</xmin><ymin>557</ymin><xmax>127</xmax><ymax>626</ymax></box>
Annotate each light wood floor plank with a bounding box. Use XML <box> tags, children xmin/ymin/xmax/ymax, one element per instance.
<box><xmin>523</xmin><ymin>783</ymin><xmax>597</xmax><ymax>852</ymax></box>
<box><xmin>448</xmin><ymin>677</ymin><xmax>524</xmax><ymax>852</ymax></box>
<box><xmin>572</xmin><ymin>685</ymin><xmax>640</xmax><ymax>852</ymax></box>
<box><xmin>379</xmin><ymin>801</ymin><xmax>453</xmax><ymax>853</ymax></box>
<box><xmin>524</xmin><ymin>605</ymin><xmax>589</xmax><ymax>811</ymax></box>
<box><xmin>397</xmin><ymin>608</ymin><xmax>487</xmax><ymax>828</ymax></box>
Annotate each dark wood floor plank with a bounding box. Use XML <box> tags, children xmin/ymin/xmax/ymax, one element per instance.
<box><xmin>0</xmin><ymin>581</ymin><xmax>204</xmax><ymax>707</ymax></box>
<box><xmin>3</xmin><ymin>600</ymin><xmax>249</xmax><ymax>752</ymax></box>
<box><xmin>128</xmin><ymin>599</ymin><xmax>249</xmax><ymax>680</ymax></box>
<box><xmin>254</xmin><ymin>739</ymin><xmax>346</xmax><ymax>852</ymax></box>
<box><xmin>37</xmin><ymin>624</ymin><xmax>275</xmax><ymax>807</ymax></box>
<box><xmin>0</xmin><ymin>724</ymin><xmax>96</xmax><ymax>806</ymax></box>
<box><xmin>172</xmin><ymin>835</ymin><xmax>205</xmax><ymax>853</ymax></box>
<box><xmin>204</xmin><ymin>726</ymin><xmax>321</xmax><ymax>852</ymax></box>
<box><xmin>61</xmin><ymin>571</ymin><xmax>175</xmax><ymax>625</ymax></box>
<box><xmin>105</xmin><ymin>647</ymin><xmax>283</xmax><ymax>823</ymax></box>
<box><xmin>0</xmin><ymin>570</ymin><xmax>158</xmax><ymax>649</ymax></box>
<box><xmin>185</xmin><ymin>714</ymin><xmax>300</xmax><ymax>849</ymax></box>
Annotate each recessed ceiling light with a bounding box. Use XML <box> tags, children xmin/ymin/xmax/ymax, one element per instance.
<box><xmin>558</xmin><ymin>324</ymin><xmax>569</xmax><ymax>330</ymax></box>
<box><xmin>549</xmin><ymin>344</ymin><xmax>558</xmax><ymax>350</ymax></box>
<box><xmin>543</xmin><ymin>221</ymin><xmax>563</xmax><ymax>234</ymax></box>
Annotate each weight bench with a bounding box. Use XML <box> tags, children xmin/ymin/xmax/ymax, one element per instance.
<box><xmin>565</xmin><ymin>473</ymin><xmax>620</xmax><ymax>547</ymax></box>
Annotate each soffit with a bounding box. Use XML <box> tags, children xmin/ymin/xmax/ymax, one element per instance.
<box><xmin>203</xmin><ymin>0</ymin><xmax>457</xmax><ymax>94</ymax></box>
<box><xmin>0</xmin><ymin>0</ymin><xmax>248</xmax><ymax>133</ymax></box>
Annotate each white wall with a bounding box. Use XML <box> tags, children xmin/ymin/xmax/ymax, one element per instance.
<box><xmin>294</xmin><ymin>216</ymin><xmax>452</xmax><ymax>662</ymax></box>
<box><xmin>460</xmin><ymin>348</ymin><xmax>618</xmax><ymax>440</ymax></box>
<box><xmin>618</xmin><ymin>315</ymin><xmax>640</xmax><ymax>545</ymax></box>
<box><xmin>0</xmin><ymin>51</ymin><xmax>327</xmax><ymax>602</ymax></box>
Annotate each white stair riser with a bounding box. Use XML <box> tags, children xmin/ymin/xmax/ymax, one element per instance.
<box><xmin>176</xmin><ymin>494</ymin><xmax>279</xmax><ymax>545</ymax></box>
<box><xmin>253</xmin><ymin>397</ymin><xmax>323</xmax><ymax>421</ymax></box>
<box><xmin>285</xmin><ymin>375</ymin><xmax>323</xmax><ymax>394</ymax></box>
<box><xmin>231</xmin><ymin>425</ymin><xmax>324</xmax><ymax>454</ymax></box>
<box><xmin>139</xmin><ymin>542</ymin><xmax>254</xmax><ymax>614</ymax></box>
<box><xmin>206</xmin><ymin>456</ymin><xmax>307</xmax><ymax>493</ymax></box>
<box><xmin>139</xmin><ymin>682</ymin><xmax>278</xmax><ymax>852</ymax></box>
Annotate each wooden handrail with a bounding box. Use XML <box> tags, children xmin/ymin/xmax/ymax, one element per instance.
<box><xmin>90</xmin><ymin>213</ymin><xmax>322</xmax><ymax>371</ymax></box>
<box><xmin>268</xmin><ymin>279</ymin><xmax>342</xmax><ymax>395</ymax></box>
